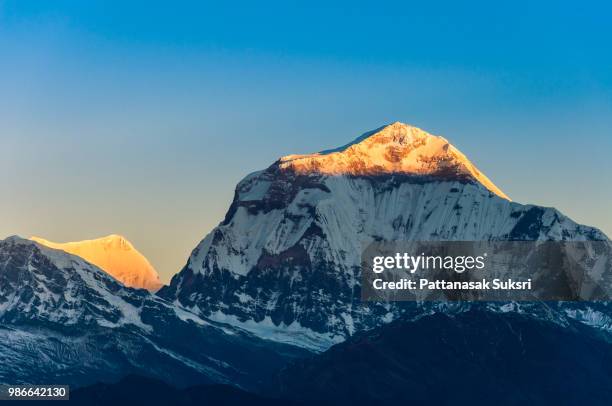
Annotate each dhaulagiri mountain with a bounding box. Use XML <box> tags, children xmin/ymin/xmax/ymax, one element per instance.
<box><xmin>159</xmin><ymin>122</ymin><xmax>611</xmax><ymax>350</ymax></box>
<box><xmin>31</xmin><ymin>234</ymin><xmax>163</xmax><ymax>292</ymax></box>
<box><xmin>0</xmin><ymin>236</ymin><xmax>307</xmax><ymax>389</ymax></box>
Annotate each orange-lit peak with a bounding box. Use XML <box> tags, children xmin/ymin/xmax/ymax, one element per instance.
<box><xmin>30</xmin><ymin>234</ymin><xmax>163</xmax><ymax>292</ymax></box>
<box><xmin>278</xmin><ymin>122</ymin><xmax>510</xmax><ymax>200</ymax></box>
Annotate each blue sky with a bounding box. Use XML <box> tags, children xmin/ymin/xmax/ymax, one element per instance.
<box><xmin>1</xmin><ymin>1</ymin><xmax>611</xmax><ymax>281</ymax></box>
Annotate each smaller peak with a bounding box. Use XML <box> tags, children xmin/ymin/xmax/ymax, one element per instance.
<box><xmin>29</xmin><ymin>234</ymin><xmax>162</xmax><ymax>291</ymax></box>
<box><xmin>31</xmin><ymin>234</ymin><xmax>135</xmax><ymax>251</ymax></box>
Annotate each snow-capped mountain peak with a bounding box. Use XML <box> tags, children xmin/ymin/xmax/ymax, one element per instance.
<box><xmin>30</xmin><ymin>234</ymin><xmax>163</xmax><ymax>292</ymax></box>
<box><xmin>159</xmin><ymin>122</ymin><xmax>610</xmax><ymax>350</ymax></box>
<box><xmin>278</xmin><ymin>122</ymin><xmax>509</xmax><ymax>200</ymax></box>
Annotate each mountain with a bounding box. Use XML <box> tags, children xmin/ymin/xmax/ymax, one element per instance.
<box><xmin>276</xmin><ymin>310</ymin><xmax>612</xmax><ymax>405</ymax></box>
<box><xmin>158</xmin><ymin>122</ymin><xmax>611</xmax><ymax>350</ymax></box>
<box><xmin>0</xmin><ymin>236</ymin><xmax>308</xmax><ymax>389</ymax></box>
<box><xmin>31</xmin><ymin>234</ymin><xmax>163</xmax><ymax>292</ymax></box>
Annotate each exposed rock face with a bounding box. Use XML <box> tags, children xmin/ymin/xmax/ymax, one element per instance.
<box><xmin>31</xmin><ymin>234</ymin><xmax>163</xmax><ymax>292</ymax></box>
<box><xmin>158</xmin><ymin>122</ymin><xmax>610</xmax><ymax>350</ymax></box>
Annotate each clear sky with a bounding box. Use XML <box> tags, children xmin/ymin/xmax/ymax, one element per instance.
<box><xmin>1</xmin><ymin>1</ymin><xmax>611</xmax><ymax>283</ymax></box>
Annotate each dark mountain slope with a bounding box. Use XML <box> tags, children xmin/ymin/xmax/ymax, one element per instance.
<box><xmin>277</xmin><ymin>310</ymin><xmax>612</xmax><ymax>405</ymax></box>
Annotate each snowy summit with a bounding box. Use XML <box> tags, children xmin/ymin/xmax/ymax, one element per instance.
<box><xmin>278</xmin><ymin>122</ymin><xmax>509</xmax><ymax>200</ymax></box>
<box><xmin>159</xmin><ymin>121</ymin><xmax>608</xmax><ymax>350</ymax></box>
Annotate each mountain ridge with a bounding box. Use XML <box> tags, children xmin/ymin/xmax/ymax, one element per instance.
<box><xmin>0</xmin><ymin>236</ymin><xmax>308</xmax><ymax>388</ymax></box>
<box><xmin>159</xmin><ymin>122</ymin><xmax>610</xmax><ymax>349</ymax></box>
